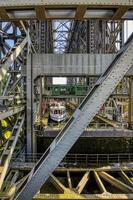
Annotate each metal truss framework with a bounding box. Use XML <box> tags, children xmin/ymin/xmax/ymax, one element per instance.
<box><xmin>0</xmin><ymin>21</ymin><xmax>28</xmax><ymax>198</ymax></box>
<box><xmin>1</xmin><ymin>164</ymin><xmax>133</xmax><ymax>199</ymax></box>
<box><xmin>13</xmin><ymin>32</ymin><xmax>133</xmax><ymax>199</ymax></box>
<box><xmin>31</xmin><ymin>21</ymin><xmax>53</xmax><ymax>53</ymax></box>
<box><xmin>66</xmin><ymin>19</ymin><xmax>125</xmax><ymax>88</ymax></box>
<box><xmin>0</xmin><ymin>114</ymin><xmax>25</xmax><ymax>190</ymax></box>
<box><xmin>66</xmin><ymin>20</ymin><xmax>125</xmax><ymax>54</ymax></box>
<box><xmin>33</xmin><ymin>168</ymin><xmax>133</xmax><ymax>200</ymax></box>
<box><xmin>0</xmin><ymin>2</ymin><xmax>133</xmax><ymax>200</ymax></box>
<box><xmin>0</xmin><ymin>0</ymin><xmax>133</xmax><ymax>20</ymax></box>
<box><xmin>0</xmin><ymin>22</ymin><xmax>21</xmax><ymax>58</ymax></box>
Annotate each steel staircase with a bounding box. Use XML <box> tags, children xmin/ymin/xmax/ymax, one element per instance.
<box><xmin>15</xmin><ymin>33</ymin><xmax>133</xmax><ymax>200</ymax></box>
<box><xmin>0</xmin><ymin>114</ymin><xmax>25</xmax><ymax>190</ymax></box>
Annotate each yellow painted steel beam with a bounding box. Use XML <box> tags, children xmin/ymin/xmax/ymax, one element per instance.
<box><xmin>34</xmin><ymin>193</ymin><xmax>133</xmax><ymax>199</ymax></box>
<box><xmin>49</xmin><ymin>175</ymin><xmax>85</xmax><ymax>198</ymax></box>
<box><xmin>93</xmin><ymin>171</ymin><xmax>107</xmax><ymax>194</ymax></box>
<box><xmin>49</xmin><ymin>175</ymin><xmax>67</xmax><ymax>193</ymax></box>
<box><xmin>95</xmin><ymin>114</ymin><xmax>121</xmax><ymax>128</ymax></box>
<box><xmin>67</xmin><ymin>170</ymin><xmax>72</xmax><ymax>189</ymax></box>
<box><xmin>0</xmin><ymin>186</ymin><xmax>16</xmax><ymax>199</ymax></box>
<box><xmin>76</xmin><ymin>171</ymin><xmax>90</xmax><ymax>194</ymax></box>
<box><xmin>98</xmin><ymin>171</ymin><xmax>133</xmax><ymax>193</ymax></box>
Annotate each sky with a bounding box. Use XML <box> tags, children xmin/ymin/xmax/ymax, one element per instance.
<box><xmin>124</xmin><ymin>20</ymin><xmax>133</xmax><ymax>41</ymax></box>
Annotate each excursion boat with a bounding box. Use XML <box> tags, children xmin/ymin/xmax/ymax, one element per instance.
<box><xmin>49</xmin><ymin>102</ymin><xmax>66</xmax><ymax>122</ymax></box>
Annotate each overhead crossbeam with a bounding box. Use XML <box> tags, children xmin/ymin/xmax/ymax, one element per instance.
<box><xmin>67</xmin><ymin>171</ymin><xmax>72</xmax><ymax>189</ymax></box>
<box><xmin>0</xmin><ymin>0</ymin><xmax>132</xmax><ymax>6</ymax></box>
<box><xmin>0</xmin><ymin>1</ymin><xmax>132</xmax><ymax>20</ymax></box>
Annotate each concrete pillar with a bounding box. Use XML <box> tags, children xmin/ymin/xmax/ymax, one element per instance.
<box><xmin>128</xmin><ymin>78</ymin><xmax>133</xmax><ymax>129</ymax></box>
<box><xmin>26</xmin><ymin>54</ymin><xmax>36</xmax><ymax>153</ymax></box>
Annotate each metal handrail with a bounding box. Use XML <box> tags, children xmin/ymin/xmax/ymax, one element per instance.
<box><xmin>12</xmin><ymin>153</ymin><xmax>133</xmax><ymax>167</ymax></box>
<box><xmin>35</xmin><ymin>122</ymin><xmax>132</xmax><ymax>132</ymax></box>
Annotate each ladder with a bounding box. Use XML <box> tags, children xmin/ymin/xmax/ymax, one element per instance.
<box><xmin>15</xmin><ymin>33</ymin><xmax>133</xmax><ymax>200</ymax></box>
<box><xmin>0</xmin><ymin>114</ymin><xmax>25</xmax><ymax>190</ymax></box>
<box><xmin>0</xmin><ymin>114</ymin><xmax>24</xmax><ymax>190</ymax></box>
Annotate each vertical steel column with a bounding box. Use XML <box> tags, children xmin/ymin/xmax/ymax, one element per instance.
<box><xmin>39</xmin><ymin>77</ymin><xmax>43</xmax><ymax>128</ymax></box>
<box><xmin>26</xmin><ymin>54</ymin><xmax>36</xmax><ymax>153</ymax></box>
<box><xmin>128</xmin><ymin>78</ymin><xmax>133</xmax><ymax>129</ymax></box>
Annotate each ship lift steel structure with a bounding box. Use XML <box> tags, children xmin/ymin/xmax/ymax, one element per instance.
<box><xmin>0</xmin><ymin>0</ymin><xmax>133</xmax><ymax>200</ymax></box>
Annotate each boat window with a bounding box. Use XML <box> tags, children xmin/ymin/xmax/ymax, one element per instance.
<box><xmin>54</xmin><ymin>110</ymin><xmax>59</xmax><ymax>114</ymax></box>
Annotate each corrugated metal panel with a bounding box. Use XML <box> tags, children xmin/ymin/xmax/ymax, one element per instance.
<box><xmin>32</xmin><ymin>54</ymin><xmax>117</xmax><ymax>78</ymax></box>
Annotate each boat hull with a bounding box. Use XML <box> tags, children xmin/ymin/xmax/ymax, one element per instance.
<box><xmin>50</xmin><ymin>113</ymin><xmax>66</xmax><ymax>122</ymax></box>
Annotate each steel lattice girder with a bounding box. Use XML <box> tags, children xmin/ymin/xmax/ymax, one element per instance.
<box><xmin>0</xmin><ymin>1</ymin><xmax>132</xmax><ymax>20</ymax></box>
<box><xmin>0</xmin><ymin>106</ymin><xmax>24</xmax><ymax>120</ymax></box>
<box><xmin>14</xmin><ymin>33</ymin><xmax>133</xmax><ymax>200</ymax></box>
